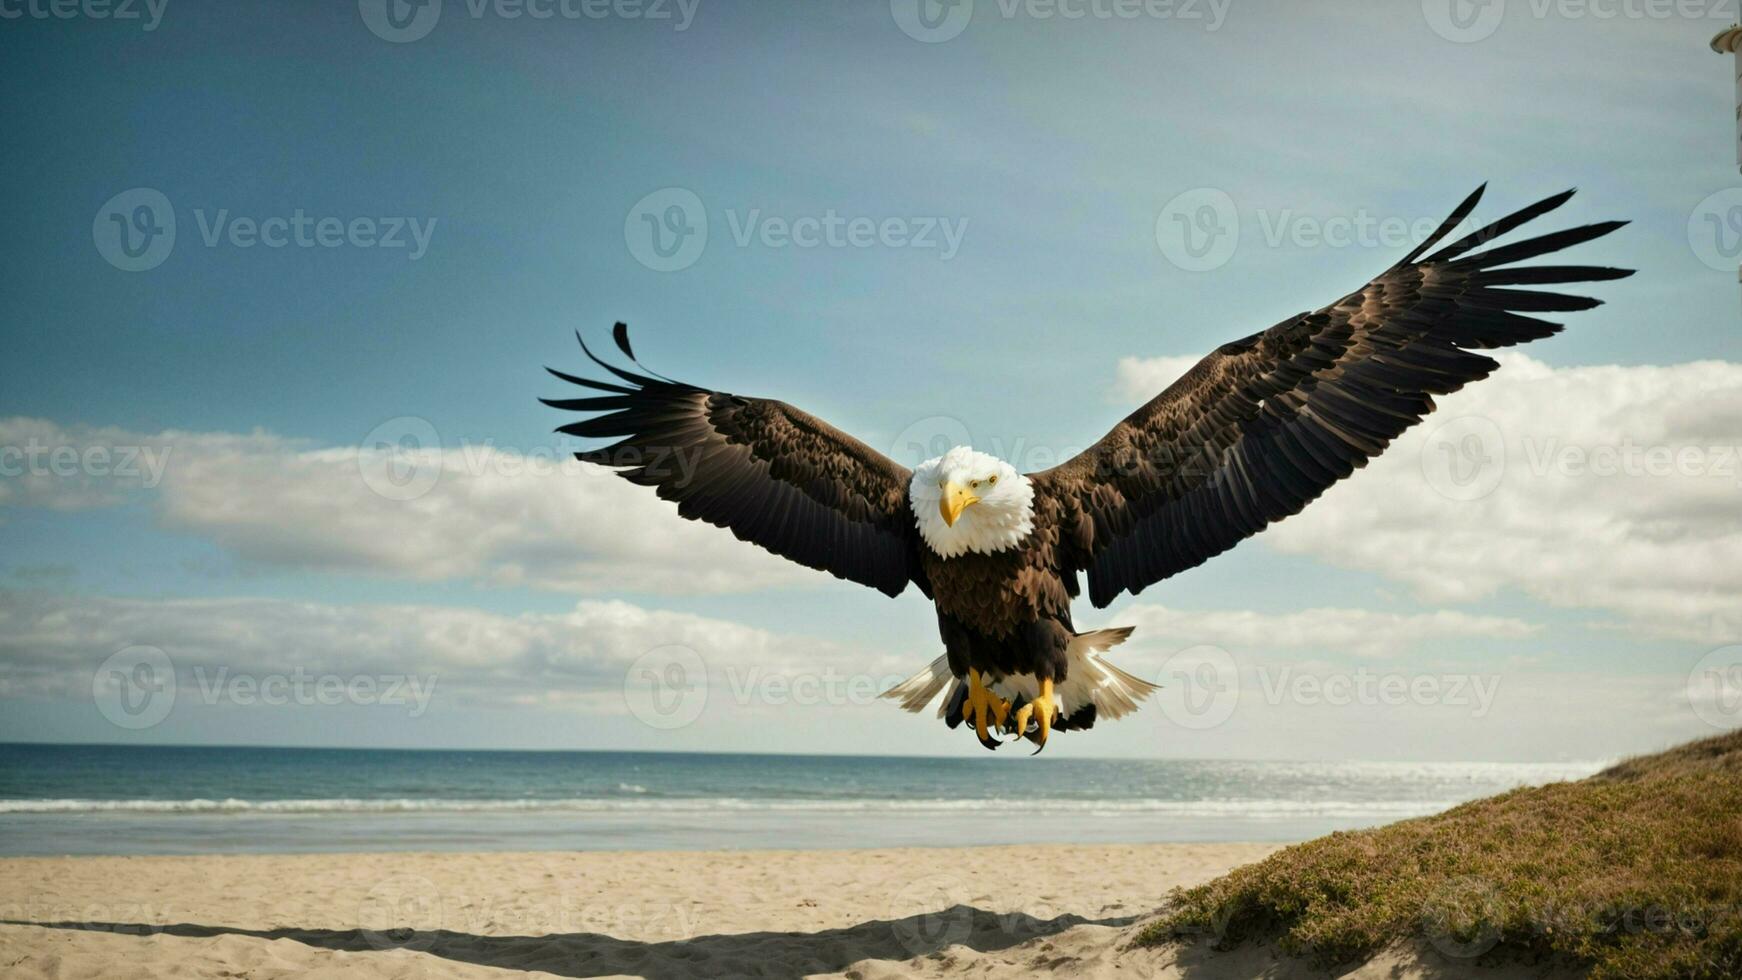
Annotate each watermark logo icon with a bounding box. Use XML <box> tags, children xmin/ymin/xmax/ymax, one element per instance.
<box><xmin>359</xmin><ymin>416</ymin><xmax>443</xmax><ymax>502</ymax></box>
<box><xmin>890</xmin><ymin>0</ymin><xmax>973</xmax><ymax>42</ymax></box>
<box><xmin>1421</xmin><ymin>875</ymin><xmax>1503</xmax><ymax>958</ymax></box>
<box><xmin>359</xmin><ymin>872</ymin><xmax>443</xmax><ymax>950</ymax></box>
<box><xmin>888</xmin><ymin>873</ymin><xmax>973</xmax><ymax>954</ymax></box>
<box><xmin>360</xmin><ymin>0</ymin><xmax>443</xmax><ymax>42</ymax></box>
<box><xmin>625</xmin><ymin>188</ymin><xmax>708</xmax><ymax>272</ymax></box>
<box><xmin>93</xmin><ymin>645</ymin><xmax>176</xmax><ymax>729</ymax></box>
<box><xmin>1155</xmin><ymin>188</ymin><xmax>1238</xmax><ymax>272</ymax></box>
<box><xmin>1420</xmin><ymin>415</ymin><xmax>1505</xmax><ymax>501</ymax></box>
<box><xmin>889</xmin><ymin>415</ymin><xmax>975</xmax><ymax>468</ymax></box>
<box><xmin>624</xmin><ymin>644</ymin><xmax>707</xmax><ymax>729</ymax></box>
<box><xmin>1155</xmin><ymin>644</ymin><xmax>1238</xmax><ymax>730</ymax></box>
<box><xmin>1422</xmin><ymin>0</ymin><xmax>1504</xmax><ymax>43</ymax></box>
<box><xmin>1688</xmin><ymin>645</ymin><xmax>1742</xmax><ymax>729</ymax></box>
<box><xmin>93</xmin><ymin>188</ymin><xmax>176</xmax><ymax>272</ymax></box>
<box><xmin>1689</xmin><ymin>188</ymin><xmax>1742</xmax><ymax>272</ymax></box>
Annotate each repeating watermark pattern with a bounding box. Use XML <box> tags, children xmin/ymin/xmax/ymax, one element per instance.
<box><xmin>1689</xmin><ymin>188</ymin><xmax>1742</xmax><ymax>273</ymax></box>
<box><xmin>0</xmin><ymin>435</ymin><xmax>171</xmax><ymax>488</ymax></box>
<box><xmin>624</xmin><ymin>187</ymin><xmax>708</xmax><ymax>272</ymax></box>
<box><xmin>622</xmin><ymin>650</ymin><xmax>920</xmax><ymax>729</ymax></box>
<box><xmin>359</xmin><ymin>416</ymin><xmax>445</xmax><ymax>502</ymax></box>
<box><xmin>1417</xmin><ymin>883</ymin><xmax>1742</xmax><ymax>961</ymax></box>
<box><xmin>1155</xmin><ymin>188</ymin><xmax>1238</xmax><ymax>273</ymax></box>
<box><xmin>623</xmin><ymin>644</ymin><xmax>708</xmax><ymax>728</ymax></box>
<box><xmin>724</xmin><ymin>665</ymin><xmax>904</xmax><ymax>707</ymax></box>
<box><xmin>1257</xmin><ymin>667</ymin><xmax>1501</xmax><ymax>718</ymax></box>
<box><xmin>1154</xmin><ymin>644</ymin><xmax>1239</xmax><ymax>730</ymax></box>
<box><xmin>1423</xmin><ymin>417</ymin><xmax>1742</xmax><ymax>502</ymax></box>
<box><xmin>1523</xmin><ymin>438</ymin><xmax>1742</xmax><ymax>484</ymax></box>
<box><xmin>1156</xmin><ymin>189</ymin><xmax>1478</xmax><ymax>272</ymax></box>
<box><xmin>890</xmin><ymin>0</ymin><xmax>1230</xmax><ymax>44</ymax></box>
<box><xmin>92</xmin><ymin>645</ymin><xmax>176</xmax><ymax>730</ymax></box>
<box><xmin>886</xmin><ymin>873</ymin><xmax>973</xmax><ymax>954</ymax></box>
<box><xmin>189</xmin><ymin>666</ymin><xmax>438</xmax><ymax>716</ymax></box>
<box><xmin>359</xmin><ymin>0</ymin><xmax>699</xmax><ymax>43</ymax></box>
<box><xmin>624</xmin><ymin>187</ymin><xmax>968</xmax><ymax>271</ymax></box>
<box><xmin>1420</xmin><ymin>0</ymin><xmax>1508</xmax><ymax>42</ymax></box>
<box><xmin>0</xmin><ymin>0</ymin><xmax>167</xmax><ymax>30</ymax></box>
<box><xmin>93</xmin><ymin>188</ymin><xmax>437</xmax><ymax>271</ymax></box>
<box><xmin>1420</xmin><ymin>416</ymin><xmax>1507</xmax><ymax>502</ymax></box>
<box><xmin>359</xmin><ymin>873</ymin><xmax>445</xmax><ymax>951</ymax></box>
<box><xmin>92</xmin><ymin>645</ymin><xmax>438</xmax><ymax>729</ymax></box>
<box><xmin>92</xmin><ymin>188</ymin><xmax>175</xmax><ymax>272</ymax></box>
<box><xmin>1156</xmin><ymin>648</ymin><xmax>1505</xmax><ymax>731</ymax></box>
<box><xmin>1423</xmin><ymin>0</ymin><xmax>1738</xmax><ymax>43</ymax></box>
<box><xmin>1420</xmin><ymin>875</ymin><xmax>1504</xmax><ymax>959</ymax></box>
<box><xmin>887</xmin><ymin>416</ymin><xmax>1095</xmax><ymax>473</ymax></box>
<box><xmin>1688</xmin><ymin>645</ymin><xmax>1742</xmax><ymax>729</ymax></box>
<box><xmin>889</xmin><ymin>415</ymin><xmax>977</xmax><ymax>468</ymax></box>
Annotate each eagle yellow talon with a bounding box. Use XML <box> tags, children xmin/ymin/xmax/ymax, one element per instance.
<box><xmin>1012</xmin><ymin>677</ymin><xmax>1057</xmax><ymax>754</ymax></box>
<box><xmin>963</xmin><ymin>670</ymin><xmax>1011</xmax><ymax>750</ymax></box>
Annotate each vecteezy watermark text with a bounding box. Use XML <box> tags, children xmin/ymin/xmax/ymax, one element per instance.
<box><xmin>624</xmin><ymin>187</ymin><xmax>967</xmax><ymax>271</ymax></box>
<box><xmin>0</xmin><ymin>0</ymin><xmax>167</xmax><ymax>30</ymax></box>
<box><xmin>0</xmin><ymin>437</ymin><xmax>171</xmax><ymax>488</ymax></box>
<box><xmin>190</xmin><ymin>666</ymin><xmax>438</xmax><ymax>717</ymax></box>
<box><xmin>1155</xmin><ymin>188</ymin><xmax>1480</xmax><ymax>272</ymax></box>
<box><xmin>359</xmin><ymin>0</ymin><xmax>699</xmax><ymax>43</ymax></box>
<box><xmin>1422</xmin><ymin>0</ymin><xmax>1737</xmax><ymax>44</ymax></box>
<box><xmin>93</xmin><ymin>645</ymin><xmax>439</xmax><ymax>729</ymax></box>
<box><xmin>93</xmin><ymin>188</ymin><xmax>437</xmax><ymax>272</ymax></box>
<box><xmin>1156</xmin><ymin>647</ymin><xmax>1504</xmax><ymax>730</ymax></box>
<box><xmin>890</xmin><ymin>0</ymin><xmax>1230</xmax><ymax>43</ymax></box>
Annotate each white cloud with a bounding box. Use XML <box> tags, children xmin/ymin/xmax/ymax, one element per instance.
<box><xmin>1114</xmin><ymin>354</ymin><xmax>1200</xmax><ymax>404</ymax></box>
<box><xmin>0</xmin><ymin>590</ymin><xmax>846</xmax><ymax>710</ymax></box>
<box><xmin>0</xmin><ymin>418</ymin><xmax>815</xmax><ymax>595</ymax></box>
<box><xmin>1118</xmin><ymin>604</ymin><xmax>1537</xmax><ymax>658</ymax></box>
<box><xmin>1113</xmin><ymin>354</ymin><xmax>1742</xmax><ymax>641</ymax></box>
<box><xmin>3</xmin><ymin>589</ymin><xmax>1723</xmax><ymax>760</ymax></box>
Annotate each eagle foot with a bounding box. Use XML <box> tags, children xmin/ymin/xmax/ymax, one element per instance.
<box><xmin>1009</xmin><ymin>678</ymin><xmax>1056</xmax><ymax>755</ymax></box>
<box><xmin>962</xmin><ymin>669</ymin><xmax>1010</xmax><ymax>751</ymax></box>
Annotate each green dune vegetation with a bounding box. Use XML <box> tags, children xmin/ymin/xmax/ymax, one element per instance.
<box><xmin>1142</xmin><ymin>729</ymin><xmax>1742</xmax><ymax>979</ymax></box>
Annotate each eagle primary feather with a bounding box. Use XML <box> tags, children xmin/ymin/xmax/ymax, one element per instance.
<box><xmin>544</xmin><ymin>186</ymin><xmax>1631</xmax><ymax>751</ymax></box>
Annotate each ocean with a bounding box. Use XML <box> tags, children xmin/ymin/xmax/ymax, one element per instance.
<box><xmin>0</xmin><ymin>743</ymin><xmax>1600</xmax><ymax>855</ymax></box>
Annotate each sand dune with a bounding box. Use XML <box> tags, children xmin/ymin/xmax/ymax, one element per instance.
<box><xmin>0</xmin><ymin>845</ymin><xmax>1574</xmax><ymax>978</ymax></box>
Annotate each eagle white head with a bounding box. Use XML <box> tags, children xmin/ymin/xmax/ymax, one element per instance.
<box><xmin>909</xmin><ymin>446</ymin><xmax>1035</xmax><ymax>558</ymax></box>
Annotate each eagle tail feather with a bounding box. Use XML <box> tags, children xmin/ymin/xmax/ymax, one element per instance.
<box><xmin>880</xmin><ymin>654</ymin><xmax>954</xmax><ymax>714</ymax></box>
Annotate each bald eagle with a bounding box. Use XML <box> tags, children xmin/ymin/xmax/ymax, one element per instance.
<box><xmin>546</xmin><ymin>186</ymin><xmax>1629</xmax><ymax>751</ymax></box>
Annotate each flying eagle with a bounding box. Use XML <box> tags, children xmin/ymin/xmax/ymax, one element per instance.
<box><xmin>545</xmin><ymin>186</ymin><xmax>1629</xmax><ymax>752</ymax></box>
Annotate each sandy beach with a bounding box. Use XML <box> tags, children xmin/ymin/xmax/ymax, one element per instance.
<box><xmin>0</xmin><ymin>843</ymin><xmax>1593</xmax><ymax>979</ymax></box>
<box><xmin>0</xmin><ymin>844</ymin><xmax>1275</xmax><ymax>978</ymax></box>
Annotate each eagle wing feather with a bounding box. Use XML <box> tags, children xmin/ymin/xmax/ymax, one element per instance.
<box><xmin>1031</xmin><ymin>186</ymin><xmax>1633</xmax><ymax>608</ymax></box>
<box><xmin>545</xmin><ymin>328</ymin><xmax>924</xmax><ymax>597</ymax></box>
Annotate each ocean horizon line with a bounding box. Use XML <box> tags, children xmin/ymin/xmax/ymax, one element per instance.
<box><xmin>0</xmin><ymin>739</ymin><xmax>1614</xmax><ymax>769</ymax></box>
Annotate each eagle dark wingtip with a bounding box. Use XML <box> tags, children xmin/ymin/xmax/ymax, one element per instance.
<box><xmin>573</xmin><ymin>327</ymin><xmax>664</xmax><ymax>388</ymax></box>
<box><xmin>1397</xmin><ymin>183</ymin><xmax>1490</xmax><ymax>267</ymax></box>
<box><xmin>612</xmin><ymin>321</ymin><xmax>634</xmax><ymax>360</ymax></box>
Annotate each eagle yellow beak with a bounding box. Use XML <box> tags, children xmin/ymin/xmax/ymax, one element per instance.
<box><xmin>940</xmin><ymin>482</ymin><xmax>979</xmax><ymax>527</ymax></box>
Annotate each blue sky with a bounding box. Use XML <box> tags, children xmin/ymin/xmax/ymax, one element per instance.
<box><xmin>2</xmin><ymin>0</ymin><xmax>1739</xmax><ymax>760</ymax></box>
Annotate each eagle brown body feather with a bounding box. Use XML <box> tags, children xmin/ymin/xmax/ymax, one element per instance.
<box><xmin>544</xmin><ymin>187</ymin><xmax>1631</xmax><ymax>745</ymax></box>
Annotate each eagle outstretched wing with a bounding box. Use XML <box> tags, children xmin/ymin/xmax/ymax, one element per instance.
<box><xmin>543</xmin><ymin>326</ymin><xmax>924</xmax><ymax>597</ymax></box>
<box><xmin>1032</xmin><ymin>186</ymin><xmax>1632</xmax><ymax>608</ymax></box>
